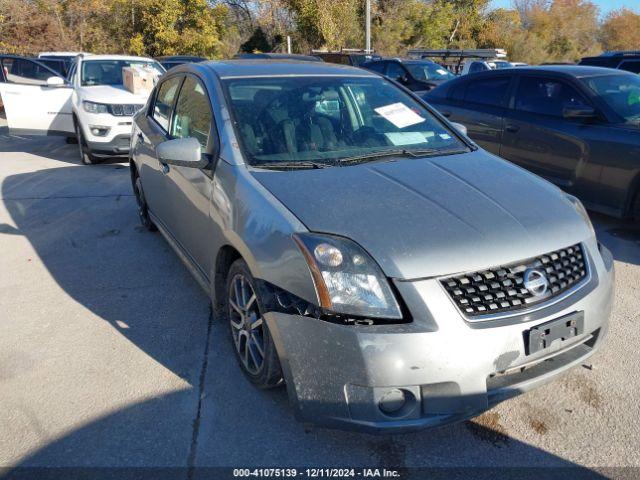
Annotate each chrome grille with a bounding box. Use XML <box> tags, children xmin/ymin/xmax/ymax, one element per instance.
<box><xmin>108</xmin><ymin>104</ymin><xmax>144</xmax><ymax>116</ymax></box>
<box><xmin>441</xmin><ymin>244</ymin><xmax>587</xmax><ymax>317</ymax></box>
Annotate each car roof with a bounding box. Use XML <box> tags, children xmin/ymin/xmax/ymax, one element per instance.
<box><xmin>81</xmin><ymin>54</ymin><xmax>157</xmax><ymax>62</ymax></box>
<box><xmin>233</xmin><ymin>53</ymin><xmax>323</xmax><ymax>62</ymax></box>
<box><xmin>364</xmin><ymin>58</ymin><xmax>434</xmax><ymax>64</ymax></box>
<box><xmin>197</xmin><ymin>59</ymin><xmax>377</xmax><ymax>78</ymax></box>
<box><xmin>463</xmin><ymin>65</ymin><xmax>629</xmax><ymax>79</ymax></box>
<box><xmin>156</xmin><ymin>55</ymin><xmax>206</xmax><ymax>61</ymax></box>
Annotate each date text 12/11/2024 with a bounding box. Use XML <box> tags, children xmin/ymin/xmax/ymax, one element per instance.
<box><xmin>232</xmin><ymin>468</ymin><xmax>401</xmax><ymax>478</ymax></box>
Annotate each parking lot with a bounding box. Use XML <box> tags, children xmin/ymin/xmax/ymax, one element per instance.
<box><xmin>1</xmin><ymin>116</ymin><xmax>639</xmax><ymax>475</ymax></box>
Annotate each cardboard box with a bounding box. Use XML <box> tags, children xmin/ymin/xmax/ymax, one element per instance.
<box><xmin>122</xmin><ymin>66</ymin><xmax>156</xmax><ymax>95</ymax></box>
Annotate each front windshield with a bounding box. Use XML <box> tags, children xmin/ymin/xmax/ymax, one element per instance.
<box><xmin>223</xmin><ymin>76</ymin><xmax>466</xmax><ymax>166</ymax></box>
<box><xmin>405</xmin><ymin>63</ymin><xmax>455</xmax><ymax>82</ymax></box>
<box><xmin>583</xmin><ymin>74</ymin><xmax>640</xmax><ymax>123</ymax></box>
<box><xmin>81</xmin><ymin>60</ymin><xmax>165</xmax><ymax>86</ymax></box>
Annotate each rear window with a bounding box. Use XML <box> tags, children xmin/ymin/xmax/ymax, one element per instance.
<box><xmin>619</xmin><ymin>61</ymin><xmax>640</xmax><ymax>74</ymax></box>
<box><xmin>579</xmin><ymin>57</ymin><xmax>620</xmax><ymax>68</ymax></box>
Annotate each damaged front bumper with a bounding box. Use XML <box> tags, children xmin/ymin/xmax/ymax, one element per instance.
<box><xmin>265</xmin><ymin>241</ymin><xmax>615</xmax><ymax>433</ymax></box>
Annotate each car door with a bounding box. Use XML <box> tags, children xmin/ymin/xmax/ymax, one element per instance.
<box><xmin>162</xmin><ymin>75</ymin><xmax>217</xmax><ymax>275</ymax></box>
<box><xmin>0</xmin><ymin>56</ymin><xmax>74</xmax><ymax>135</ymax></box>
<box><xmin>442</xmin><ymin>75</ymin><xmax>512</xmax><ymax>155</ymax></box>
<box><xmin>499</xmin><ymin>75</ymin><xmax>605</xmax><ymax>197</ymax></box>
<box><xmin>135</xmin><ymin>74</ymin><xmax>185</xmax><ymax>229</ymax></box>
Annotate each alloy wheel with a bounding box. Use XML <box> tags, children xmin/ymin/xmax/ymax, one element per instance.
<box><xmin>228</xmin><ymin>273</ymin><xmax>265</xmax><ymax>375</ymax></box>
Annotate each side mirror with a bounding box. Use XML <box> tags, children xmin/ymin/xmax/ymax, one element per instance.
<box><xmin>450</xmin><ymin>122</ymin><xmax>468</xmax><ymax>136</ymax></box>
<box><xmin>46</xmin><ymin>76</ymin><xmax>66</xmax><ymax>87</ymax></box>
<box><xmin>156</xmin><ymin>137</ymin><xmax>209</xmax><ymax>168</ymax></box>
<box><xmin>563</xmin><ymin>105</ymin><xmax>597</xmax><ymax>121</ymax></box>
<box><xmin>398</xmin><ymin>75</ymin><xmax>409</xmax><ymax>84</ymax></box>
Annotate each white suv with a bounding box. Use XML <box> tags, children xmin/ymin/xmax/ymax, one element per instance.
<box><xmin>0</xmin><ymin>54</ymin><xmax>165</xmax><ymax>164</ymax></box>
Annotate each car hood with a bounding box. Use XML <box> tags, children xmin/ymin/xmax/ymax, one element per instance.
<box><xmin>252</xmin><ymin>150</ymin><xmax>593</xmax><ymax>280</ymax></box>
<box><xmin>77</xmin><ymin>85</ymin><xmax>150</xmax><ymax>104</ymax></box>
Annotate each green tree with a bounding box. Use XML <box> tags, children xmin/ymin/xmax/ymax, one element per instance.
<box><xmin>282</xmin><ymin>0</ymin><xmax>363</xmax><ymax>50</ymax></box>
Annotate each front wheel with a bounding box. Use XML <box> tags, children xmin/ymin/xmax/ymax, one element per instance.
<box><xmin>75</xmin><ymin>122</ymin><xmax>99</xmax><ymax>165</ymax></box>
<box><xmin>226</xmin><ymin>259</ymin><xmax>283</xmax><ymax>388</ymax></box>
<box><xmin>133</xmin><ymin>175</ymin><xmax>157</xmax><ymax>231</ymax></box>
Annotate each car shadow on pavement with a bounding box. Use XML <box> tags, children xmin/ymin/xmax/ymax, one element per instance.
<box><xmin>591</xmin><ymin>212</ymin><xmax>640</xmax><ymax>266</ymax></box>
<box><xmin>1</xmin><ymin>161</ymin><xmax>608</xmax><ymax>476</ymax></box>
<box><xmin>0</xmin><ymin>127</ymin><xmax>125</xmax><ymax>166</ymax></box>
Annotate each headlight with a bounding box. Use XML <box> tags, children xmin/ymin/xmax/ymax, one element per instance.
<box><xmin>82</xmin><ymin>101</ymin><xmax>109</xmax><ymax>114</ymax></box>
<box><xmin>293</xmin><ymin>233</ymin><xmax>402</xmax><ymax>319</ymax></box>
<box><xmin>566</xmin><ymin>194</ymin><xmax>595</xmax><ymax>236</ymax></box>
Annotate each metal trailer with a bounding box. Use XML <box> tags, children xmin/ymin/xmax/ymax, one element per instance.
<box><xmin>407</xmin><ymin>48</ymin><xmax>508</xmax><ymax>75</ymax></box>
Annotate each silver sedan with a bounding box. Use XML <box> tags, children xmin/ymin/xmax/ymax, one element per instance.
<box><xmin>129</xmin><ymin>60</ymin><xmax>614</xmax><ymax>433</ymax></box>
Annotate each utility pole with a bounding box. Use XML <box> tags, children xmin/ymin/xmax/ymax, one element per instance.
<box><xmin>365</xmin><ymin>0</ymin><xmax>371</xmax><ymax>53</ymax></box>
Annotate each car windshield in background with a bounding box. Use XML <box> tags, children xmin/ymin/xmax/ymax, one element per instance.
<box><xmin>223</xmin><ymin>76</ymin><xmax>466</xmax><ymax>167</ymax></box>
<box><xmin>405</xmin><ymin>63</ymin><xmax>455</xmax><ymax>82</ymax></box>
<box><xmin>81</xmin><ymin>60</ymin><xmax>164</xmax><ymax>86</ymax></box>
<box><xmin>583</xmin><ymin>74</ymin><xmax>640</xmax><ymax>124</ymax></box>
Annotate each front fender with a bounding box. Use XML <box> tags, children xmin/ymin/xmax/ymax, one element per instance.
<box><xmin>209</xmin><ymin>160</ymin><xmax>318</xmax><ymax>306</ymax></box>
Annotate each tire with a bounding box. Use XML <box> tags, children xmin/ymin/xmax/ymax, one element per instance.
<box><xmin>633</xmin><ymin>192</ymin><xmax>640</xmax><ymax>222</ymax></box>
<box><xmin>75</xmin><ymin>121</ymin><xmax>99</xmax><ymax>165</ymax></box>
<box><xmin>225</xmin><ymin>259</ymin><xmax>283</xmax><ymax>389</ymax></box>
<box><xmin>133</xmin><ymin>174</ymin><xmax>157</xmax><ymax>231</ymax></box>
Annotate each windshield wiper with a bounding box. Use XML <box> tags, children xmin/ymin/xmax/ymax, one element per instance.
<box><xmin>252</xmin><ymin>160</ymin><xmax>333</xmax><ymax>170</ymax></box>
<box><xmin>336</xmin><ymin>147</ymin><xmax>467</xmax><ymax>165</ymax></box>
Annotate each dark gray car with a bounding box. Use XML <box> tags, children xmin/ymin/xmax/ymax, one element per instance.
<box><xmin>129</xmin><ymin>60</ymin><xmax>613</xmax><ymax>432</ymax></box>
<box><xmin>425</xmin><ymin>66</ymin><xmax>640</xmax><ymax>220</ymax></box>
<box><xmin>361</xmin><ymin>59</ymin><xmax>456</xmax><ymax>94</ymax></box>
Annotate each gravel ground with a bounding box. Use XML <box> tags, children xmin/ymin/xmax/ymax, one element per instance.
<box><xmin>0</xmin><ymin>122</ymin><xmax>639</xmax><ymax>477</ymax></box>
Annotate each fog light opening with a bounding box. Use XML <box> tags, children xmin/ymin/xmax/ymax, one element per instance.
<box><xmin>89</xmin><ymin>126</ymin><xmax>110</xmax><ymax>137</ymax></box>
<box><xmin>378</xmin><ymin>388</ymin><xmax>417</xmax><ymax>418</ymax></box>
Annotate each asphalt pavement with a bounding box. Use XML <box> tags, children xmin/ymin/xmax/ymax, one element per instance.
<box><xmin>1</xmin><ymin>121</ymin><xmax>639</xmax><ymax>476</ymax></box>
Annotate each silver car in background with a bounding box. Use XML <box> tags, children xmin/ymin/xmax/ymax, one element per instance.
<box><xmin>130</xmin><ymin>60</ymin><xmax>614</xmax><ymax>433</ymax></box>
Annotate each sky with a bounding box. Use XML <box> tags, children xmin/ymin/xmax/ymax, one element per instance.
<box><xmin>490</xmin><ymin>0</ymin><xmax>638</xmax><ymax>15</ymax></box>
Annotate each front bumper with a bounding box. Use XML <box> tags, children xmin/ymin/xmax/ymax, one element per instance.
<box><xmin>266</xmin><ymin>239</ymin><xmax>614</xmax><ymax>433</ymax></box>
<box><xmin>79</xmin><ymin>111</ymin><xmax>134</xmax><ymax>156</ymax></box>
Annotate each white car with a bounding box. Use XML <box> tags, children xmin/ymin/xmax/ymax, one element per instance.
<box><xmin>0</xmin><ymin>54</ymin><xmax>165</xmax><ymax>164</ymax></box>
<box><xmin>460</xmin><ymin>60</ymin><xmax>496</xmax><ymax>75</ymax></box>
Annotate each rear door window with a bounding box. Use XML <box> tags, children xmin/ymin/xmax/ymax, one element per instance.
<box><xmin>385</xmin><ymin>62</ymin><xmax>406</xmax><ymax>82</ymax></box>
<box><xmin>152</xmin><ymin>76</ymin><xmax>183</xmax><ymax>132</ymax></box>
<box><xmin>464</xmin><ymin>77</ymin><xmax>510</xmax><ymax>107</ymax></box>
<box><xmin>514</xmin><ymin>76</ymin><xmax>591</xmax><ymax>117</ymax></box>
<box><xmin>365</xmin><ymin>62</ymin><xmax>386</xmax><ymax>74</ymax></box>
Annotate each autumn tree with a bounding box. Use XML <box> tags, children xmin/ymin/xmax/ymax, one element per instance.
<box><xmin>600</xmin><ymin>8</ymin><xmax>640</xmax><ymax>52</ymax></box>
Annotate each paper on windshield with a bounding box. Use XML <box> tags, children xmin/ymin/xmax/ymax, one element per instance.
<box><xmin>436</xmin><ymin>69</ymin><xmax>448</xmax><ymax>75</ymax></box>
<box><xmin>385</xmin><ymin>132</ymin><xmax>431</xmax><ymax>146</ymax></box>
<box><xmin>374</xmin><ymin>102</ymin><xmax>426</xmax><ymax>129</ymax></box>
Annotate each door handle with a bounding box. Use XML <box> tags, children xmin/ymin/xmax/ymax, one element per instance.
<box><xmin>505</xmin><ymin>124</ymin><xmax>520</xmax><ymax>133</ymax></box>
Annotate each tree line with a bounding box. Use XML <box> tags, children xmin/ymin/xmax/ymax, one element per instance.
<box><xmin>0</xmin><ymin>0</ymin><xmax>638</xmax><ymax>64</ymax></box>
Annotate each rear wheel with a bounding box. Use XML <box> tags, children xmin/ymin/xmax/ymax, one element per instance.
<box><xmin>226</xmin><ymin>259</ymin><xmax>283</xmax><ymax>388</ymax></box>
<box><xmin>75</xmin><ymin>121</ymin><xmax>99</xmax><ymax>165</ymax></box>
<box><xmin>633</xmin><ymin>192</ymin><xmax>640</xmax><ymax>222</ymax></box>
